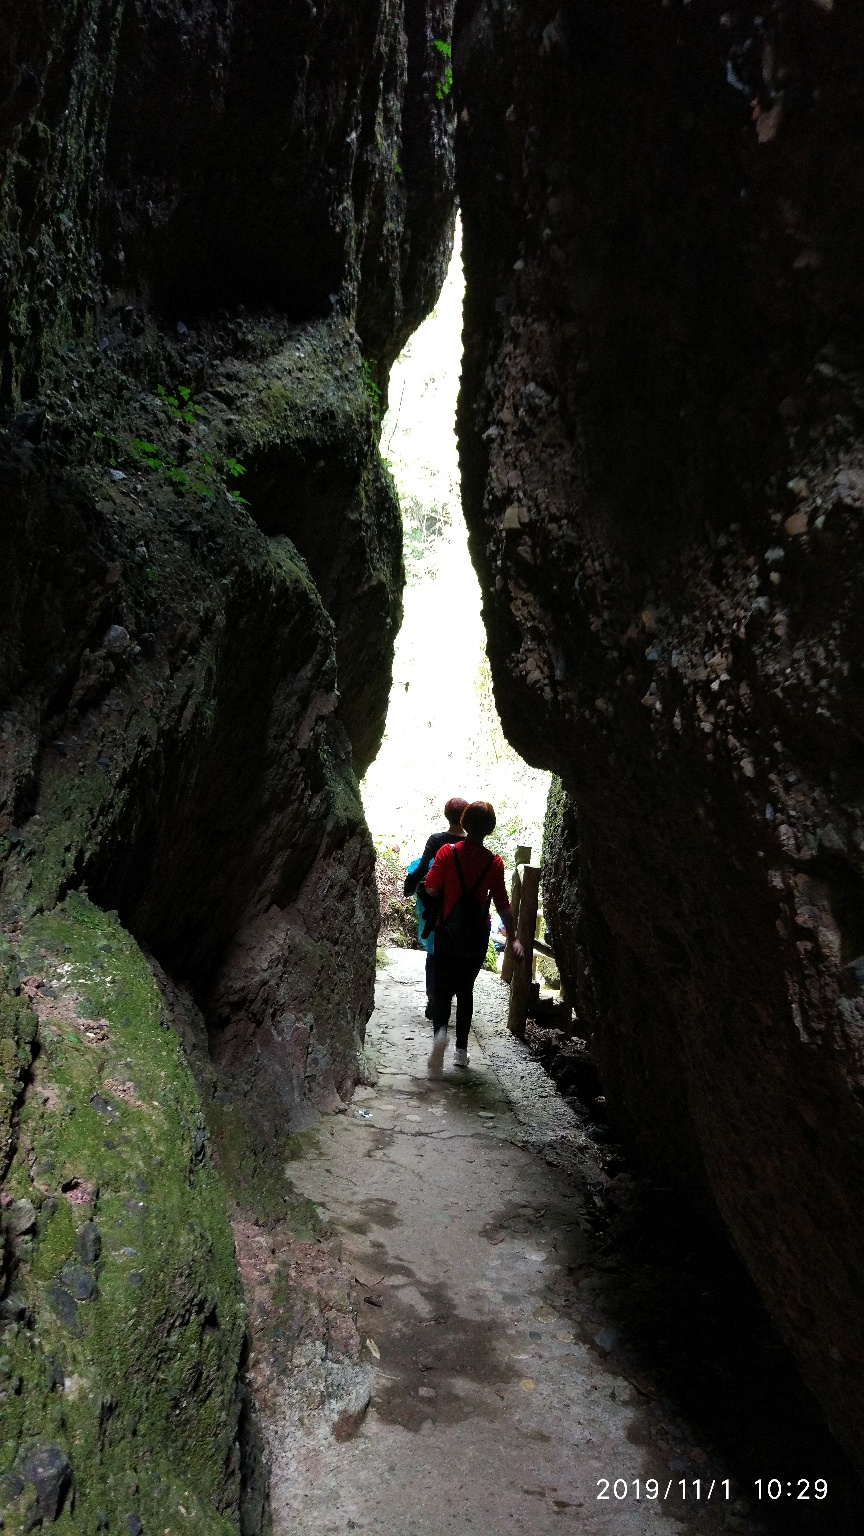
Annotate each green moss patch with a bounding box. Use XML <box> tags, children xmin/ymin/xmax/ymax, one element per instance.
<box><xmin>206</xmin><ymin>1099</ymin><xmax>325</xmax><ymax>1243</ymax></box>
<box><xmin>0</xmin><ymin>940</ymin><xmax>36</xmax><ymax>1181</ymax></box>
<box><xmin>0</xmin><ymin>894</ymin><xmax>247</xmax><ymax>1534</ymax></box>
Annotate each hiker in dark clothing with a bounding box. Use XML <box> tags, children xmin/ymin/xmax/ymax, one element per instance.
<box><xmin>404</xmin><ymin>797</ymin><xmax>469</xmax><ymax>895</ymax></box>
<box><xmin>423</xmin><ymin>800</ymin><xmax>523</xmax><ymax>1071</ymax></box>
<box><xmin>404</xmin><ymin>797</ymin><xmax>468</xmax><ymax>1017</ymax></box>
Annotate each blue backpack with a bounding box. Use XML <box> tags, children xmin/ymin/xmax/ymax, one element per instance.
<box><xmin>406</xmin><ymin>856</ymin><xmax>435</xmax><ymax>953</ymax></box>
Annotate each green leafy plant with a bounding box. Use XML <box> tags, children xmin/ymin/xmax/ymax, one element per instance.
<box><xmin>221</xmin><ymin>456</ymin><xmax>250</xmax><ymax>505</ymax></box>
<box><xmin>126</xmin><ymin>390</ymin><xmax>250</xmax><ymax>502</ymax></box>
<box><xmin>130</xmin><ymin>437</ymin><xmax>164</xmax><ymax>468</ymax></box>
<box><xmin>94</xmin><ymin>384</ymin><xmax>251</xmax><ymax>505</ymax></box>
<box><xmin>401</xmin><ymin>495</ymin><xmax>451</xmax><ymax>577</ymax></box>
<box><xmin>372</xmin><ymin>836</ymin><xmax>418</xmax><ymax>948</ymax></box>
<box><xmin>157</xmin><ymin>383</ymin><xmax>202</xmax><ymax>424</ymax></box>
<box><xmin>433</xmin><ymin>38</ymin><xmax>453</xmax><ymax>99</ymax></box>
<box><xmin>129</xmin><ymin>434</ymin><xmax>189</xmax><ymax>489</ymax></box>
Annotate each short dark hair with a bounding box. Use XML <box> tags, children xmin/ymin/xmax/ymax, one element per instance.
<box><xmin>444</xmin><ymin>797</ymin><xmax>469</xmax><ymax>824</ymax></box>
<box><xmin>462</xmin><ymin>800</ymin><xmax>496</xmax><ymax>837</ymax></box>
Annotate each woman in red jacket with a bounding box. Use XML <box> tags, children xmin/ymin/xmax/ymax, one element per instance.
<box><xmin>422</xmin><ymin>801</ymin><xmax>523</xmax><ymax>1071</ymax></box>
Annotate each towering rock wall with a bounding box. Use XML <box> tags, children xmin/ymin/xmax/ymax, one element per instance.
<box><xmin>0</xmin><ymin>1</ymin><xmax>455</xmax><ymax>1528</ymax></box>
<box><xmin>455</xmin><ymin>0</ymin><xmax>864</xmax><ymax>1477</ymax></box>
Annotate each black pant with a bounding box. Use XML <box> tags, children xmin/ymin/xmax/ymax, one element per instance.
<box><xmin>431</xmin><ymin>945</ymin><xmax>486</xmax><ymax>1049</ymax></box>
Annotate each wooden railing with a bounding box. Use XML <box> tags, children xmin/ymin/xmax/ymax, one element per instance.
<box><xmin>500</xmin><ymin>845</ymin><xmax>565</xmax><ymax>1038</ymax></box>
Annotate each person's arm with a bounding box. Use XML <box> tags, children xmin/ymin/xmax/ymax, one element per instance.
<box><xmin>492</xmin><ymin>858</ymin><xmax>524</xmax><ymax>959</ymax></box>
<box><xmin>404</xmin><ymin>835</ymin><xmax>438</xmax><ymax>895</ymax></box>
<box><xmin>501</xmin><ymin>908</ymin><xmax>524</xmax><ymax>961</ymax></box>
<box><xmin>423</xmin><ymin>842</ymin><xmax>450</xmax><ymax>895</ymax></box>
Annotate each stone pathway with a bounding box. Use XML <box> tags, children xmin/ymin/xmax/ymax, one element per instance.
<box><xmin>269</xmin><ymin>950</ymin><xmax>751</xmax><ymax>1535</ymax></box>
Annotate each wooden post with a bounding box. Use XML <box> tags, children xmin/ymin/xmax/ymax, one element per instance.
<box><xmin>501</xmin><ymin>847</ymin><xmax>530</xmax><ymax>984</ymax></box>
<box><xmin>500</xmin><ymin>865</ymin><xmax>522</xmax><ymax>985</ymax></box>
<box><xmin>508</xmin><ymin>864</ymin><xmax>540</xmax><ymax>1038</ymax></box>
<box><xmin>531</xmin><ymin>904</ymin><xmax>541</xmax><ymax>983</ymax></box>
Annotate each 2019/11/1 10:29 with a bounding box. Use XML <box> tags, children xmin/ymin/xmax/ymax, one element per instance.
<box><xmin>596</xmin><ymin>1477</ymin><xmax>830</xmax><ymax>1502</ymax></box>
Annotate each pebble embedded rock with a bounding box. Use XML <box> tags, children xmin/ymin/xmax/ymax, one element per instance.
<box><xmin>7</xmin><ymin>1198</ymin><xmax>37</xmax><ymax>1235</ymax></box>
<box><xmin>102</xmin><ymin>624</ymin><xmax>130</xmax><ymax>654</ymax></box>
<box><xmin>14</xmin><ymin>1440</ymin><xmax>72</xmax><ymax>1521</ymax></box>
<box><xmin>58</xmin><ymin>1261</ymin><xmax>98</xmax><ymax>1302</ymax></box>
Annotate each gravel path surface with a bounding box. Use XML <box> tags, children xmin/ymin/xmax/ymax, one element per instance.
<box><xmin>268</xmin><ymin>949</ymin><xmax>747</xmax><ymax>1535</ymax></box>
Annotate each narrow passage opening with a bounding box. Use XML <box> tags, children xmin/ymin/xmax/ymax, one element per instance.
<box><xmin>361</xmin><ymin>226</ymin><xmax>550</xmax><ymax>923</ymax></box>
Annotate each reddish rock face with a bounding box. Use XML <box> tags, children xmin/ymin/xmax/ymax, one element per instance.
<box><xmin>455</xmin><ymin>0</ymin><xmax>864</xmax><ymax>1475</ymax></box>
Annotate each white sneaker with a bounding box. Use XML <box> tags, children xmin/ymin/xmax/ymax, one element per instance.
<box><xmin>427</xmin><ymin>1028</ymin><xmax>448</xmax><ymax>1072</ymax></box>
<box><xmin>453</xmin><ymin>1047</ymin><xmax>470</xmax><ymax>1068</ymax></box>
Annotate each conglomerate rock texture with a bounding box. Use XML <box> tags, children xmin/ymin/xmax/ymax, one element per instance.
<box><xmin>455</xmin><ymin>0</ymin><xmax>864</xmax><ymax>1479</ymax></box>
<box><xmin>0</xmin><ymin>1</ymin><xmax>455</xmax><ymax>1529</ymax></box>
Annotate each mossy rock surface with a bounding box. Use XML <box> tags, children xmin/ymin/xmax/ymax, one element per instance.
<box><xmin>0</xmin><ymin>894</ymin><xmax>250</xmax><ymax>1534</ymax></box>
<box><xmin>0</xmin><ymin>940</ymin><xmax>36</xmax><ymax>1181</ymax></box>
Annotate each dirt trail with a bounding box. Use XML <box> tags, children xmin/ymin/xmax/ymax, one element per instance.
<box><xmin>268</xmin><ymin>950</ymin><xmax>755</xmax><ymax>1535</ymax></box>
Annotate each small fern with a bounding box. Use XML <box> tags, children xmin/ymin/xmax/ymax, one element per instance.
<box><xmin>433</xmin><ymin>38</ymin><xmax>453</xmax><ymax>99</ymax></box>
